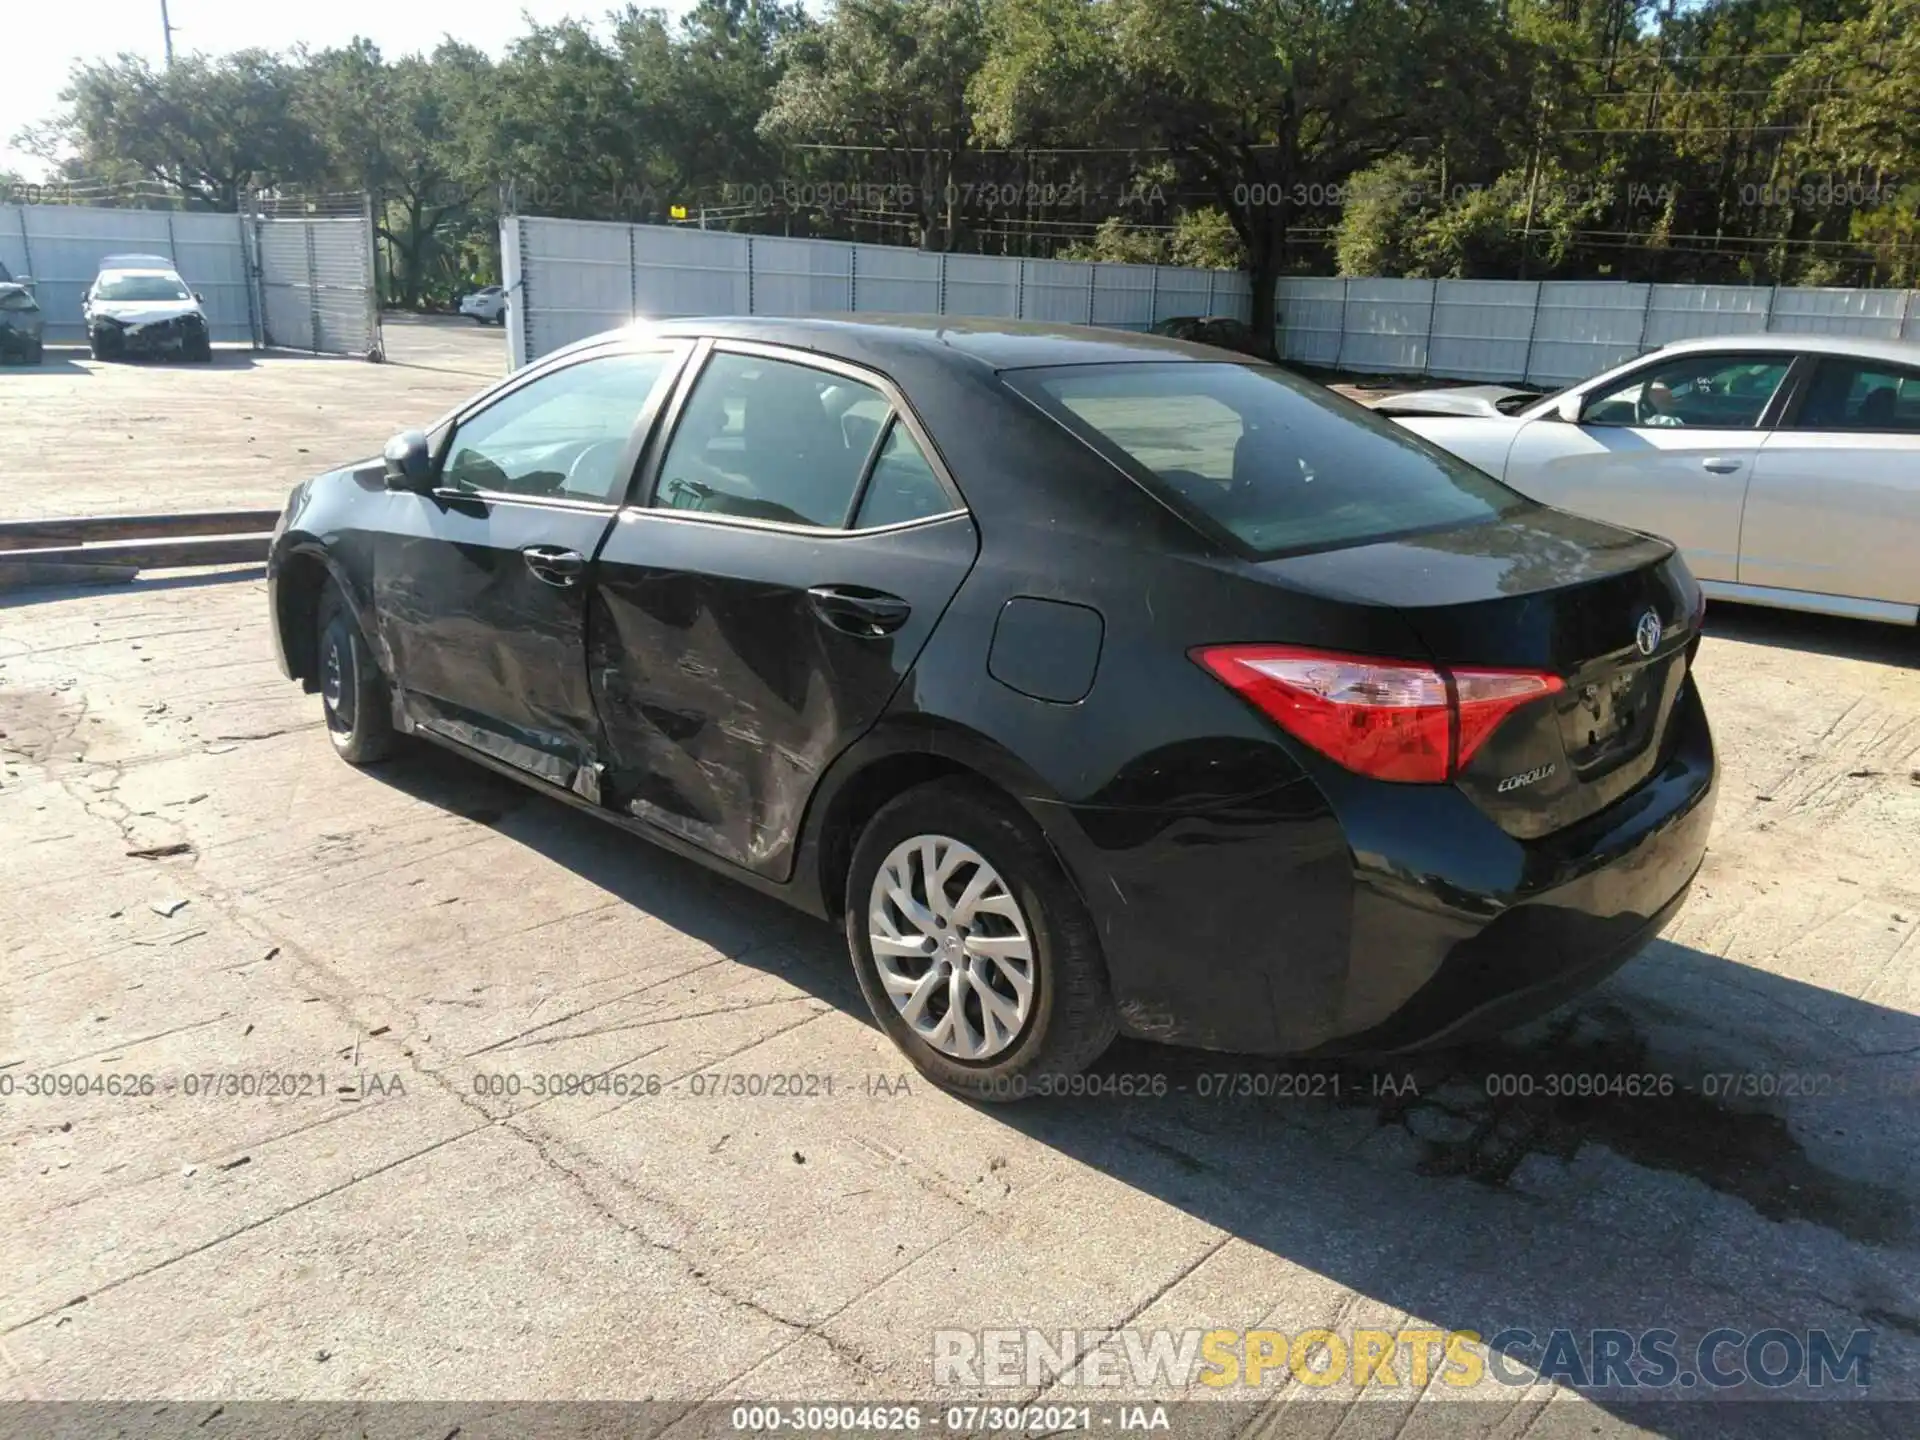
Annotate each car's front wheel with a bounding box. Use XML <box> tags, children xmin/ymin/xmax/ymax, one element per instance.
<box><xmin>315</xmin><ymin>583</ymin><xmax>397</xmax><ymax>765</ymax></box>
<box><xmin>846</xmin><ymin>780</ymin><xmax>1117</xmax><ymax>1100</ymax></box>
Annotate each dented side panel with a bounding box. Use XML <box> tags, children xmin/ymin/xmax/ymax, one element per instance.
<box><xmin>590</xmin><ymin>509</ymin><xmax>979</xmax><ymax>880</ymax></box>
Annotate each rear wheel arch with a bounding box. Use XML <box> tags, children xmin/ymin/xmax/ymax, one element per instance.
<box><xmin>806</xmin><ymin>732</ymin><xmax>1102</xmax><ymax>957</ymax></box>
<box><xmin>812</xmin><ymin>751</ymin><xmax>980</xmax><ymax>920</ymax></box>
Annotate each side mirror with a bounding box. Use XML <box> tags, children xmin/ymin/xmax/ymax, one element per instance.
<box><xmin>193</xmin><ymin>291</ymin><xmax>205</xmax><ymax>303</ymax></box>
<box><xmin>383</xmin><ymin>430</ymin><xmax>434</xmax><ymax>492</ymax></box>
<box><xmin>1553</xmin><ymin>392</ymin><xmax>1583</xmax><ymax>423</ymax></box>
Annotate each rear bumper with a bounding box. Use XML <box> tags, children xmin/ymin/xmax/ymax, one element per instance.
<box><xmin>1326</xmin><ymin>879</ymin><xmax>1694</xmax><ymax>1055</ymax></box>
<box><xmin>1043</xmin><ymin>681</ymin><xmax>1716</xmax><ymax>1057</ymax></box>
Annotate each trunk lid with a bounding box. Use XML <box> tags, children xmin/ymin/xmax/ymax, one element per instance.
<box><xmin>1259</xmin><ymin>505</ymin><xmax>1702</xmax><ymax>838</ymax></box>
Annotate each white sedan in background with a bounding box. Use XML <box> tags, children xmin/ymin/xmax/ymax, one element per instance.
<box><xmin>1376</xmin><ymin>334</ymin><xmax>1920</xmax><ymax>626</ymax></box>
<box><xmin>458</xmin><ymin>285</ymin><xmax>507</xmax><ymax>324</ymax></box>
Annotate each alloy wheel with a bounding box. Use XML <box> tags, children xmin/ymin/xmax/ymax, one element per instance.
<box><xmin>867</xmin><ymin>834</ymin><xmax>1036</xmax><ymax>1061</ymax></box>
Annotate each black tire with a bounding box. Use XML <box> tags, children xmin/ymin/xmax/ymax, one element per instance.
<box><xmin>845</xmin><ymin>779</ymin><xmax>1117</xmax><ymax>1101</ymax></box>
<box><xmin>187</xmin><ymin>337</ymin><xmax>212</xmax><ymax>363</ymax></box>
<box><xmin>25</xmin><ymin>340</ymin><xmax>42</xmax><ymax>365</ymax></box>
<box><xmin>316</xmin><ymin>583</ymin><xmax>397</xmax><ymax>765</ymax></box>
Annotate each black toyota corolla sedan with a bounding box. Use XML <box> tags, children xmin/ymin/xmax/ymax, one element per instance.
<box><xmin>268</xmin><ymin>316</ymin><xmax>1716</xmax><ymax>1098</ymax></box>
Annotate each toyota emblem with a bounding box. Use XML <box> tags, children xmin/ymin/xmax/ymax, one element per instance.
<box><xmin>1634</xmin><ymin>609</ymin><xmax>1663</xmax><ymax>657</ymax></box>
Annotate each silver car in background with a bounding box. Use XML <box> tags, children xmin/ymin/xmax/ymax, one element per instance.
<box><xmin>1380</xmin><ymin>334</ymin><xmax>1920</xmax><ymax>626</ymax></box>
<box><xmin>83</xmin><ymin>254</ymin><xmax>212</xmax><ymax>362</ymax></box>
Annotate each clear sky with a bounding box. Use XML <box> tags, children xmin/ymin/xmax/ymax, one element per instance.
<box><xmin>4</xmin><ymin>0</ymin><xmax>686</xmax><ymax>178</ymax></box>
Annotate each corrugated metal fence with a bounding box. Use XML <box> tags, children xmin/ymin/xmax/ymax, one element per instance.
<box><xmin>501</xmin><ymin>216</ymin><xmax>1920</xmax><ymax>382</ymax></box>
<box><xmin>503</xmin><ymin>216</ymin><xmax>1252</xmax><ymax>368</ymax></box>
<box><xmin>1275</xmin><ymin>276</ymin><xmax>1920</xmax><ymax>386</ymax></box>
<box><xmin>1</xmin><ymin>204</ymin><xmax>257</xmax><ymax>345</ymax></box>
<box><xmin>0</xmin><ymin>201</ymin><xmax>380</xmax><ymax>357</ymax></box>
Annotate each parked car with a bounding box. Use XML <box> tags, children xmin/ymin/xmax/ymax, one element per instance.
<box><xmin>0</xmin><ymin>281</ymin><xmax>44</xmax><ymax>364</ymax></box>
<box><xmin>83</xmin><ymin>255</ymin><xmax>212</xmax><ymax>361</ymax></box>
<box><xmin>460</xmin><ymin>285</ymin><xmax>507</xmax><ymax>325</ymax></box>
<box><xmin>268</xmin><ymin>318</ymin><xmax>1715</xmax><ymax>1097</ymax></box>
<box><xmin>1149</xmin><ymin>314</ymin><xmax>1274</xmax><ymax>360</ymax></box>
<box><xmin>1381</xmin><ymin>334</ymin><xmax>1920</xmax><ymax>625</ymax></box>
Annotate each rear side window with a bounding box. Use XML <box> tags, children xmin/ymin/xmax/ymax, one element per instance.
<box><xmin>1791</xmin><ymin>357</ymin><xmax>1920</xmax><ymax>432</ymax></box>
<box><xmin>653</xmin><ymin>352</ymin><xmax>885</xmax><ymax>527</ymax></box>
<box><xmin>1009</xmin><ymin>362</ymin><xmax>1520</xmax><ymax>557</ymax></box>
<box><xmin>855</xmin><ymin>421</ymin><xmax>951</xmax><ymax>528</ymax></box>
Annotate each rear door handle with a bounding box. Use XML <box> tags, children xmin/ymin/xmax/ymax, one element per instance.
<box><xmin>1701</xmin><ymin>457</ymin><xmax>1744</xmax><ymax>473</ymax></box>
<box><xmin>807</xmin><ymin>585</ymin><xmax>911</xmax><ymax>637</ymax></box>
<box><xmin>522</xmin><ymin>545</ymin><xmax>585</xmax><ymax>587</ymax></box>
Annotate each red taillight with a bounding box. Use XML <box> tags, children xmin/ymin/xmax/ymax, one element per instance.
<box><xmin>1193</xmin><ymin>645</ymin><xmax>1563</xmax><ymax>784</ymax></box>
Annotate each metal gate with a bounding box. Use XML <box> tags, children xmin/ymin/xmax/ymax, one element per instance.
<box><xmin>252</xmin><ymin>207</ymin><xmax>383</xmax><ymax>359</ymax></box>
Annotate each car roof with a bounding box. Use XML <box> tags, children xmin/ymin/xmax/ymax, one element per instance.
<box><xmin>558</xmin><ymin>314</ymin><xmax>1243</xmax><ymax>373</ymax></box>
<box><xmin>1654</xmin><ymin>332</ymin><xmax>1920</xmax><ymax>365</ymax></box>
<box><xmin>98</xmin><ymin>253</ymin><xmax>178</xmax><ymax>272</ymax></box>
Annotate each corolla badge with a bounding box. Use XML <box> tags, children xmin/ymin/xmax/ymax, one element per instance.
<box><xmin>1497</xmin><ymin>762</ymin><xmax>1556</xmax><ymax>793</ymax></box>
<box><xmin>1634</xmin><ymin>609</ymin><xmax>1663</xmax><ymax>657</ymax></box>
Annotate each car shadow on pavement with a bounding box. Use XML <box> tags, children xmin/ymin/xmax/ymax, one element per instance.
<box><xmin>19</xmin><ymin>346</ymin><xmax>274</xmax><ymax>372</ymax></box>
<box><xmin>370</xmin><ymin>740</ymin><xmax>1920</xmax><ymax>1432</ymax></box>
<box><xmin>1706</xmin><ymin>600</ymin><xmax>1919</xmax><ymax>667</ymax></box>
<box><xmin>4</xmin><ymin>350</ymin><xmax>92</xmax><ymax>376</ymax></box>
<box><xmin>0</xmin><ymin>566</ymin><xmax>266</xmax><ymax>610</ymax></box>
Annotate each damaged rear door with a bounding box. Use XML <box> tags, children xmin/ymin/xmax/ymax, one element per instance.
<box><xmin>590</xmin><ymin>341</ymin><xmax>976</xmax><ymax>879</ymax></box>
<box><xmin>374</xmin><ymin>343</ymin><xmax>688</xmax><ymax>794</ymax></box>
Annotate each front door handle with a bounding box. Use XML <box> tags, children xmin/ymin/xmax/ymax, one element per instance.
<box><xmin>522</xmin><ymin>545</ymin><xmax>585</xmax><ymax>587</ymax></box>
<box><xmin>1701</xmin><ymin>457</ymin><xmax>1744</xmax><ymax>473</ymax></box>
<box><xmin>807</xmin><ymin>585</ymin><xmax>911</xmax><ymax>637</ymax></box>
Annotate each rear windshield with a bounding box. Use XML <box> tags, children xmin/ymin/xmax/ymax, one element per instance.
<box><xmin>1009</xmin><ymin>361</ymin><xmax>1523</xmax><ymax>557</ymax></box>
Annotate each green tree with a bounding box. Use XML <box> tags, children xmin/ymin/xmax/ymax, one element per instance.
<box><xmin>975</xmin><ymin>0</ymin><xmax>1534</xmax><ymax>341</ymax></box>
<box><xmin>58</xmin><ymin>50</ymin><xmax>325</xmax><ymax>208</ymax></box>
<box><xmin>761</xmin><ymin>0</ymin><xmax>989</xmax><ymax>249</ymax></box>
<box><xmin>299</xmin><ymin>41</ymin><xmax>496</xmax><ymax>306</ymax></box>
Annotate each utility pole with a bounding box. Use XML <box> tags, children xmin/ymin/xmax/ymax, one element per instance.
<box><xmin>160</xmin><ymin>0</ymin><xmax>177</xmax><ymax>64</ymax></box>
